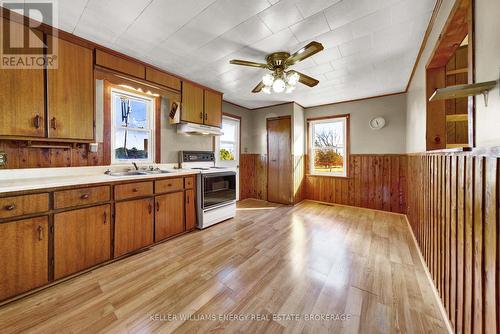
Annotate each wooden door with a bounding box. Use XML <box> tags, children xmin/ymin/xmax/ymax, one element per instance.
<box><xmin>48</xmin><ymin>38</ymin><xmax>94</xmax><ymax>140</ymax></box>
<box><xmin>0</xmin><ymin>19</ymin><xmax>45</xmax><ymax>138</ymax></box>
<box><xmin>267</xmin><ymin>117</ymin><xmax>292</xmax><ymax>204</ymax></box>
<box><xmin>185</xmin><ymin>189</ymin><xmax>197</xmax><ymax>230</ymax></box>
<box><xmin>204</xmin><ymin>90</ymin><xmax>222</xmax><ymax>127</ymax></box>
<box><xmin>114</xmin><ymin>198</ymin><xmax>154</xmax><ymax>257</ymax></box>
<box><xmin>53</xmin><ymin>205</ymin><xmax>111</xmax><ymax>279</ymax></box>
<box><xmin>181</xmin><ymin>82</ymin><xmax>204</xmax><ymax>124</ymax></box>
<box><xmin>155</xmin><ymin>192</ymin><xmax>184</xmax><ymax>241</ymax></box>
<box><xmin>0</xmin><ymin>216</ymin><xmax>48</xmax><ymax>301</ymax></box>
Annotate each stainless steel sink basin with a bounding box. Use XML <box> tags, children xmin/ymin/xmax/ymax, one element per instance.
<box><xmin>144</xmin><ymin>170</ymin><xmax>171</xmax><ymax>174</ymax></box>
<box><xmin>106</xmin><ymin>171</ymin><xmax>148</xmax><ymax>177</ymax></box>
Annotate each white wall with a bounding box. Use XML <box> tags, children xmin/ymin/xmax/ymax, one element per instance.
<box><xmin>293</xmin><ymin>103</ymin><xmax>305</xmax><ymax>156</ymax></box>
<box><xmin>222</xmin><ymin>101</ymin><xmax>253</xmax><ymax>154</ymax></box>
<box><xmin>406</xmin><ymin>0</ymin><xmax>500</xmax><ymax>152</ymax></box>
<box><xmin>306</xmin><ymin>94</ymin><xmax>407</xmax><ymax>154</ymax></box>
<box><xmin>251</xmin><ymin>103</ymin><xmax>294</xmax><ymax>154</ymax></box>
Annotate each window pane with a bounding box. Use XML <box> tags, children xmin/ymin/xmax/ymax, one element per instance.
<box><xmin>113</xmin><ymin>94</ymin><xmax>148</xmax><ymax>129</ymax></box>
<box><xmin>114</xmin><ymin>129</ymin><xmax>149</xmax><ymax>160</ymax></box>
<box><xmin>219</xmin><ymin>142</ymin><xmax>235</xmax><ymax>161</ymax></box>
<box><xmin>221</xmin><ymin>120</ymin><xmax>236</xmax><ymax>142</ymax></box>
<box><xmin>313</xmin><ymin>147</ymin><xmax>344</xmax><ymax>174</ymax></box>
<box><xmin>313</xmin><ymin>121</ymin><xmax>344</xmax><ymax>148</ymax></box>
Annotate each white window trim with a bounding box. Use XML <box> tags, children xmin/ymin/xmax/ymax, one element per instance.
<box><xmin>110</xmin><ymin>88</ymin><xmax>155</xmax><ymax>164</ymax></box>
<box><xmin>309</xmin><ymin>117</ymin><xmax>348</xmax><ymax>177</ymax></box>
<box><xmin>216</xmin><ymin>116</ymin><xmax>240</xmax><ymax>164</ymax></box>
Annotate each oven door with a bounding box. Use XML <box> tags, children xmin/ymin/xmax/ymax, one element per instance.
<box><xmin>202</xmin><ymin>172</ymin><xmax>236</xmax><ymax>209</ymax></box>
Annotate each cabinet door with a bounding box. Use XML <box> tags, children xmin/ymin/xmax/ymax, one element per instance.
<box><xmin>48</xmin><ymin>38</ymin><xmax>94</xmax><ymax>140</ymax></box>
<box><xmin>185</xmin><ymin>189</ymin><xmax>197</xmax><ymax>230</ymax></box>
<box><xmin>181</xmin><ymin>82</ymin><xmax>204</xmax><ymax>124</ymax></box>
<box><xmin>0</xmin><ymin>216</ymin><xmax>48</xmax><ymax>301</ymax></box>
<box><xmin>54</xmin><ymin>205</ymin><xmax>111</xmax><ymax>279</ymax></box>
<box><xmin>155</xmin><ymin>192</ymin><xmax>184</xmax><ymax>241</ymax></box>
<box><xmin>204</xmin><ymin>90</ymin><xmax>222</xmax><ymax>127</ymax></box>
<box><xmin>0</xmin><ymin>19</ymin><xmax>45</xmax><ymax>137</ymax></box>
<box><xmin>114</xmin><ymin>198</ymin><xmax>154</xmax><ymax>257</ymax></box>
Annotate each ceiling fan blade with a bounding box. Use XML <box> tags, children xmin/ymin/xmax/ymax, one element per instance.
<box><xmin>289</xmin><ymin>70</ymin><xmax>320</xmax><ymax>87</ymax></box>
<box><xmin>286</xmin><ymin>41</ymin><xmax>324</xmax><ymax>66</ymax></box>
<box><xmin>252</xmin><ymin>81</ymin><xmax>265</xmax><ymax>93</ymax></box>
<box><xmin>230</xmin><ymin>59</ymin><xmax>269</xmax><ymax>69</ymax></box>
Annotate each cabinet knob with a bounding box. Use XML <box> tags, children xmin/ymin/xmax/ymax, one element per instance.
<box><xmin>4</xmin><ymin>204</ymin><xmax>16</xmax><ymax>211</ymax></box>
<box><xmin>33</xmin><ymin>114</ymin><xmax>41</xmax><ymax>129</ymax></box>
<box><xmin>37</xmin><ymin>225</ymin><xmax>44</xmax><ymax>241</ymax></box>
<box><xmin>204</xmin><ymin>113</ymin><xmax>208</xmax><ymax>121</ymax></box>
<box><xmin>132</xmin><ymin>188</ymin><xmax>138</xmax><ymax>192</ymax></box>
<box><xmin>81</xmin><ymin>194</ymin><xmax>90</xmax><ymax>200</ymax></box>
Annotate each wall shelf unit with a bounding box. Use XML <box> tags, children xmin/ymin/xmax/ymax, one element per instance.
<box><xmin>429</xmin><ymin>80</ymin><xmax>498</xmax><ymax>105</ymax></box>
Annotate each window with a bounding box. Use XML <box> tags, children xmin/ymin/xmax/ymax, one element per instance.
<box><xmin>308</xmin><ymin>115</ymin><xmax>349</xmax><ymax>177</ymax></box>
<box><xmin>111</xmin><ymin>88</ymin><xmax>155</xmax><ymax>163</ymax></box>
<box><xmin>218</xmin><ymin>116</ymin><xmax>239</xmax><ymax>161</ymax></box>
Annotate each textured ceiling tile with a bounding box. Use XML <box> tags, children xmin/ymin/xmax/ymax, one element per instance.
<box><xmin>338</xmin><ymin>35</ymin><xmax>372</xmax><ymax>57</ymax></box>
<box><xmin>294</xmin><ymin>0</ymin><xmax>342</xmax><ymax>18</ymax></box>
<box><xmin>259</xmin><ymin>0</ymin><xmax>303</xmax><ymax>33</ymax></box>
<box><xmin>251</xmin><ymin>28</ymin><xmax>299</xmax><ymax>54</ymax></box>
<box><xmin>289</xmin><ymin>12</ymin><xmax>331</xmax><ymax>42</ymax></box>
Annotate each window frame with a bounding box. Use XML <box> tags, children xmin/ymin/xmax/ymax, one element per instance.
<box><xmin>216</xmin><ymin>114</ymin><xmax>241</xmax><ymax>165</ymax></box>
<box><xmin>307</xmin><ymin>114</ymin><xmax>350</xmax><ymax>178</ymax></box>
<box><xmin>110</xmin><ymin>87</ymin><xmax>156</xmax><ymax>164</ymax></box>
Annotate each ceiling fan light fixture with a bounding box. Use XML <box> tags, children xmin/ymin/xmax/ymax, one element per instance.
<box><xmin>285</xmin><ymin>84</ymin><xmax>296</xmax><ymax>94</ymax></box>
<box><xmin>287</xmin><ymin>72</ymin><xmax>300</xmax><ymax>86</ymax></box>
<box><xmin>262</xmin><ymin>86</ymin><xmax>272</xmax><ymax>94</ymax></box>
<box><xmin>262</xmin><ymin>73</ymin><xmax>274</xmax><ymax>86</ymax></box>
<box><xmin>272</xmin><ymin>78</ymin><xmax>286</xmax><ymax>93</ymax></box>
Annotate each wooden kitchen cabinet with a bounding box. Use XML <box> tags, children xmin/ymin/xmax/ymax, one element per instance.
<box><xmin>54</xmin><ymin>205</ymin><xmax>111</xmax><ymax>279</ymax></box>
<box><xmin>204</xmin><ymin>90</ymin><xmax>222</xmax><ymax>127</ymax></box>
<box><xmin>0</xmin><ymin>216</ymin><xmax>49</xmax><ymax>301</ymax></box>
<box><xmin>181</xmin><ymin>82</ymin><xmax>204</xmax><ymax>124</ymax></box>
<box><xmin>0</xmin><ymin>19</ymin><xmax>45</xmax><ymax>138</ymax></box>
<box><xmin>114</xmin><ymin>198</ymin><xmax>154</xmax><ymax>257</ymax></box>
<box><xmin>155</xmin><ymin>191</ymin><xmax>184</xmax><ymax>241</ymax></box>
<box><xmin>185</xmin><ymin>189</ymin><xmax>197</xmax><ymax>230</ymax></box>
<box><xmin>48</xmin><ymin>38</ymin><xmax>94</xmax><ymax>140</ymax></box>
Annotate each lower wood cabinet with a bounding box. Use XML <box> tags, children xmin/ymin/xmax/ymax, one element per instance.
<box><xmin>0</xmin><ymin>216</ymin><xmax>49</xmax><ymax>301</ymax></box>
<box><xmin>114</xmin><ymin>198</ymin><xmax>154</xmax><ymax>257</ymax></box>
<box><xmin>155</xmin><ymin>191</ymin><xmax>184</xmax><ymax>241</ymax></box>
<box><xmin>185</xmin><ymin>189</ymin><xmax>196</xmax><ymax>230</ymax></box>
<box><xmin>54</xmin><ymin>205</ymin><xmax>111</xmax><ymax>280</ymax></box>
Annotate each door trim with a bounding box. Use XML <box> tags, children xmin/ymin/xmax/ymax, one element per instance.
<box><xmin>266</xmin><ymin>115</ymin><xmax>292</xmax><ymax>205</ymax></box>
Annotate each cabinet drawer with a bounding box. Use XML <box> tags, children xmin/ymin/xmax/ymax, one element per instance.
<box><xmin>156</xmin><ymin>178</ymin><xmax>184</xmax><ymax>193</ymax></box>
<box><xmin>54</xmin><ymin>186</ymin><xmax>110</xmax><ymax>209</ymax></box>
<box><xmin>115</xmin><ymin>182</ymin><xmax>153</xmax><ymax>201</ymax></box>
<box><xmin>184</xmin><ymin>176</ymin><xmax>195</xmax><ymax>189</ymax></box>
<box><xmin>0</xmin><ymin>193</ymin><xmax>49</xmax><ymax>219</ymax></box>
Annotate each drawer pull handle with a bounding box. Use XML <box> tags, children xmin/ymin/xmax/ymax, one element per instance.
<box><xmin>37</xmin><ymin>225</ymin><xmax>44</xmax><ymax>241</ymax></box>
<box><xmin>5</xmin><ymin>204</ymin><xmax>16</xmax><ymax>211</ymax></box>
<box><xmin>167</xmin><ymin>183</ymin><xmax>172</xmax><ymax>187</ymax></box>
<box><xmin>81</xmin><ymin>194</ymin><xmax>90</xmax><ymax>200</ymax></box>
<box><xmin>187</xmin><ymin>195</ymin><xmax>190</xmax><ymax>204</ymax></box>
<box><xmin>148</xmin><ymin>203</ymin><xmax>153</xmax><ymax>214</ymax></box>
<box><xmin>33</xmin><ymin>114</ymin><xmax>41</xmax><ymax>129</ymax></box>
<box><xmin>51</xmin><ymin>117</ymin><xmax>57</xmax><ymax>130</ymax></box>
<box><xmin>103</xmin><ymin>212</ymin><xmax>107</xmax><ymax>225</ymax></box>
<box><xmin>132</xmin><ymin>188</ymin><xmax>139</xmax><ymax>192</ymax></box>
<box><xmin>156</xmin><ymin>201</ymin><xmax>160</xmax><ymax>212</ymax></box>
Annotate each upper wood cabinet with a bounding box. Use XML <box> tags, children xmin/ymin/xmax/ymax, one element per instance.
<box><xmin>0</xmin><ymin>19</ymin><xmax>45</xmax><ymax>138</ymax></box>
<box><xmin>181</xmin><ymin>82</ymin><xmax>223</xmax><ymax>127</ymax></box>
<box><xmin>48</xmin><ymin>38</ymin><xmax>94</xmax><ymax>140</ymax></box>
<box><xmin>0</xmin><ymin>216</ymin><xmax>49</xmax><ymax>301</ymax></box>
<box><xmin>53</xmin><ymin>205</ymin><xmax>111</xmax><ymax>279</ymax></box>
<box><xmin>114</xmin><ymin>198</ymin><xmax>154</xmax><ymax>257</ymax></box>
<box><xmin>146</xmin><ymin>67</ymin><xmax>181</xmax><ymax>91</ymax></box>
<box><xmin>95</xmin><ymin>50</ymin><xmax>145</xmax><ymax>79</ymax></box>
<box><xmin>182</xmin><ymin>82</ymin><xmax>204</xmax><ymax>124</ymax></box>
<box><xmin>204</xmin><ymin>90</ymin><xmax>222</xmax><ymax>127</ymax></box>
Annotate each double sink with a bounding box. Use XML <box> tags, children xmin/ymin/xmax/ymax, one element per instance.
<box><xmin>106</xmin><ymin>170</ymin><xmax>172</xmax><ymax>177</ymax></box>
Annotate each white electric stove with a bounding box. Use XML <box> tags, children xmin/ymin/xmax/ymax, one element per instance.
<box><xmin>179</xmin><ymin>151</ymin><xmax>237</xmax><ymax>229</ymax></box>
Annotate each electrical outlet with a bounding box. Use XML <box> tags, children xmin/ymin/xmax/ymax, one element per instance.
<box><xmin>0</xmin><ymin>151</ymin><xmax>7</xmax><ymax>168</ymax></box>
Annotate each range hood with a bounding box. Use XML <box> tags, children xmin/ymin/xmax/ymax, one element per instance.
<box><xmin>177</xmin><ymin>122</ymin><xmax>223</xmax><ymax>136</ymax></box>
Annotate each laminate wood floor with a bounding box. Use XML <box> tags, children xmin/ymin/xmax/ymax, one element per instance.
<box><xmin>0</xmin><ymin>200</ymin><xmax>447</xmax><ymax>334</ymax></box>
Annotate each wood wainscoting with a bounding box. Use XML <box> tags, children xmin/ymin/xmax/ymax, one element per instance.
<box><xmin>240</xmin><ymin>154</ymin><xmax>267</xmax><ymax>201</ymax></box>
<box><xmin>407</xmin><ymin>152</ymin><xmax>499</xmax><ymax>334</ymax></box>
<box><xmin>0</xmin><ymin>141</ymin><xmax>104</xmax><ymax>168</ymax></box>
<box><xmin>306</xmin><ymin>154</ymin><xmax>408</xmax><ymax>214</ymax></box>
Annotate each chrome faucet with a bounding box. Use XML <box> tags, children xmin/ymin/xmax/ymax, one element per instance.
<box><xmin>132</xmin><ymin>162</ymin><xmax>139</xmax><ymax>170</ymax></box>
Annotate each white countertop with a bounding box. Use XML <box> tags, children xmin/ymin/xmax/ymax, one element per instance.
<box><xmin>0</xmin><ymin>165</ymin><xmax>199</xmax><ymax>194</ymax></box>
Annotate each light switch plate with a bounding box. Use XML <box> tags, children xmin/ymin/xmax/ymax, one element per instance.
<box><xmin>0</xmin><ymin>151</ymin><xmax>7</xmax><ymax>167</ymax></box>
<box><xmin>89</xmin><ymin>143</ymin><xmax>98</xmax><ymax>153</ymax></box>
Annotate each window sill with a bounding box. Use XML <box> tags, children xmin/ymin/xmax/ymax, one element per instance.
<box><xmin>306</xmin><ymin>174</ymin><xmax>350</xmax><ymax>179</ymax></box>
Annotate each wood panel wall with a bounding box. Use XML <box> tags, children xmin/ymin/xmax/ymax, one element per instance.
<box><xmin>240</xmin><ymin>154</ymin><xmax>267</xmax><ymax>201</ymax></box>
<box><xmin>407</xmin><ymin>153</ymin><xmax>499</xmax><ymax>334</ymax></box>
<box><xmin>306</xmin><ymin>154</ymin><xmax>408</xmax><ymax>214</ymax></box>
<box><xmin>0</xmin><ymin>141</ymin><xmax>104</xmax><ymax>168</ymax></box>
<box><xmin>293</xmin><ymin>154</ymin><xmax>306</xmax><ymax>204</ymax></box>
